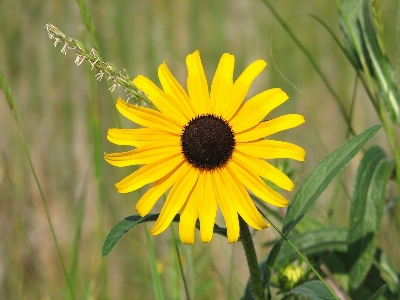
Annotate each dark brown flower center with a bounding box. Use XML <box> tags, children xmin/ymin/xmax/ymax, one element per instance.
<box><xmin>181</xmin><ymin>114</ymin><xmax>236</xmax><ymax>170</ymax></box>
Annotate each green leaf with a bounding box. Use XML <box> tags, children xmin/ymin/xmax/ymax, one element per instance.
<box><xmin>367</xmin><ymin>284</ymin><xmax>387</xmax><ymax>300</ymax></box>
<box><xmin>102</xmin><ymin>214</ymin><xmax>162</xmax><ymax>257</ymax></box>
<box><xmin>281</xmin><ymin>280</ymin><xmax>336</xmax><ymax>300</ymax></box>
<box><xmin>348</xmin><ymin>146</ymin><xmax>394</xmax><ymax>289</ymax></box>
<box><xmin>282</xmin><ymin>124</ymin><xmax>381</xmax><ymax>236</ymax></box>
<box><xmin>102</xmin><ymin>214</ymin><xmax>228</xmax><ymax>257</ymax></box>
<box><xmin>0</xmin><ymin>68</ymin><xmax>18</xmax><ymax>121</ymax></box>
<box><xmin>376</xmin><ymin>251</ymin><xmax>400</xmax><ymax>293</ymax></box>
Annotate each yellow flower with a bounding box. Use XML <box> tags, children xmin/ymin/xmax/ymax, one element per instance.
<box><xmin>105</xmin><ymin>50</ymin><xmax>305</xmax><ymax>244</ymax></box>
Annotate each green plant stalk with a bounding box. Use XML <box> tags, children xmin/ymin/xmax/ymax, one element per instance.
<box><xmin>75</xmin><ymin>0</ymin><xmax>110</xmax><ymax>295</ymax></box>
<box><xmin>0</xmin><ymin>70</ymin><xmax>76</xmax><ymax>300</ymax></box>
<box><xmin>239</xmin><ymin>217</ymin><xmax>265</xmax><ymax>300</ymax></box>
<box><xmin>45</xmin><ymin>24</ymin><xmax>150</xmax><ymax>105</ymax></box>
<box><xmin>265</xmin><ymin>216</ymin><xmax>339</xmax><ymax>300</ymax></box>
<box><xmin>307</xmin><ymin>13</ymin><xmax>400</xmax><ymax>215</ymax></box>
<box><xmin>171</xmin><ymin>226</ymin><xmax>191</xmax><ymax>300</ymax></box>
<box><xmin>379</xmin><ymin>106</ymin><xmax>400</xmax><ymax>218</ymax></box>
<box><xmin>260</xmin><ymin>0</ymin><xmax>355</xmax><ymax>136</ymax></box>
<box><xmin>144</xmin><ymin>224</ymin><xmax>165</xmax><ymax>300</ymax></box>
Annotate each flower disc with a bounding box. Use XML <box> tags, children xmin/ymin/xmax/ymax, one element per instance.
<box><xmin>181</xmin><ymin>114</ymin><xmax>235</xmax><ymax>170</ymax></box>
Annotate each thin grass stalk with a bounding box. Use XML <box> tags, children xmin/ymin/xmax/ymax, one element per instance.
<box><xmin>171</xmin><ymin>226</ymin><xmax>191</xmax><ymax>300</ymax></box>
<box><xmin>1</xmin><ymin>150</ymin><xmax>54</xmax><ymax>299</ymax></box>
<box><xmin>45</xmin><ymin>24</ymin><xmax>149</xmax><ymax>105</ymax></box>
<box><xmin>264</xmin><ymin>215</ymin><xmax>339</xmax><ymax>300</ymax></box>
<box><xmin>260</xmin><ymin>0</ymin><xmax>355</xmax><ymax>136</ymax></box>
<box><xmin>0</xmin><ymin>70</ymin><xmax>76</xmax><ymax>300</ymax></box>
<box><xmin>144</xmin><ymin>224</ymin><xmax>165</xmax><ymax>300</ymax></box>
<box><xmin>227</xmin><ymin>245</ymin><xmax>236</xmax><ymax>300</ymax></box>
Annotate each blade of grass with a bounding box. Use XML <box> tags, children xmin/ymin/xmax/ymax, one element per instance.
<box><xmin>260</xmin><ymin>0</ymin><xmax>355</xmax><ymax>136</ymax></box>
<box><xmin>0</xmin><ymin>69</ymin><xmax>76</xmax><ymax>300</ymax></box>
<box><xmin>171</xmin><ymin>226</ymin><xmax>191</xmax><ymax>300</ymax></box>
<box><xmin>144</xmin><ymin>224</ymin><xmax>165</xmax><ymax>300</ymax></box>
<box><xmin>67</xmin><ymin>171</ymin><xmax>90</xmax><ymax>299</ymax></box>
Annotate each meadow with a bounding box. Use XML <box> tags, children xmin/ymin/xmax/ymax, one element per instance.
<box><xmin>0</xmin><ymin>0</ymin><xmax>399</xmax><ymax>299</ymax></box>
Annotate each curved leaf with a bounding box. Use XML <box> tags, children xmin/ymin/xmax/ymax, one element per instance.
<box><xmin>102</xmin><ymin>214</ymin><xmax>228</xmax><ymax>257</ymax></box>
<box><xmin>282</xmin><ymin>124</ymin><xmax>381</xmax><ymax>235</ymax></box>
<box><xmin>281</xmin><ymin>280</ymin><xmax>336</xmax><ymax>300</ymax></box>
<box><xmin>348</xmin><ymin>146</ymin><xmax>394</xmax><ymax>289</ymax></box>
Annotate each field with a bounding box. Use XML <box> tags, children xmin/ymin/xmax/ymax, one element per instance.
<box><xmin>0</xmin><ymin>1</ymin><xmax>399</xmax><ymax>299</ymax></box>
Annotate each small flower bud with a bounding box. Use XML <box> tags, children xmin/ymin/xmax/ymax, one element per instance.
<box><xmin>279</xmin><ymin>265</ymin><xmax>306</xmax><ymax>291</ymax></box>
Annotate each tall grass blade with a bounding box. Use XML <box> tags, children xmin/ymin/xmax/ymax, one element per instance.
<box><xmin>367</xmin><ymin>284</ymin><xmax>387</xmax><ymax>300</ymax></box>
<box><xmin>0</xmin><ymin>69</ymin><xmax>76</xmax><ymax>300</ymax></box>
<box><xmin>144</xmin><ymin>224</ymin><xmax>165</xmax><ymax>300</ymax></box>
<box><xmin>337</xmin><ymin>0</ymin><xmax>400</xmax><ymax>124</ymax></box>
<box><xmin>260</xmin><ymin>0</ymin><xmax>355</xmax><ymax>135</ymax></box>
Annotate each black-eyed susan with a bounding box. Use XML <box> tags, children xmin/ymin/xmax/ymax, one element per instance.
<box><xmin>105</xmin><ymin>50</ymin><xmax>305</xmax><ymax>244</ymax></box>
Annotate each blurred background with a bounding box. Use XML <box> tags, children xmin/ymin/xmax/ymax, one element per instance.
<box><xmin>0</xmin><ymin>0</ymin><xmax>398</xmax><ymax>299</ymax></box>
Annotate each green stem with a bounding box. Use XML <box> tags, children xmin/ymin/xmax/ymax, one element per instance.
<box><xmin>0</xmin><ymin>70</ymin><xmax>75</xmax><ymax>300</ymax></box>
<box><xmin>239</xmin><ymin>217</ymin><xmax>265</xmax><ymax>300</ymax></box>
<box><xmin>171</xmin><ymin>226</ymin><xmax>191</xmax><ymax>300</ymax></box>
<box><xmin>260</xmin><ymin>0</ymin><xmax>355</xmax><ymax>136</ymax></box>
<box><xmin>265</xmin><ymin>217</ymin><xmax>339</xmax><ymax>300</ymax></box>
<box><xmin>379</xmin><ymin>107</ymin><xmax>400</xmax><ymax>222</ymax></box>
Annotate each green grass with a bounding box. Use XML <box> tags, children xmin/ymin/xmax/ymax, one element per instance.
<box><xmin>0</xmin><ymin>0</ymin><xmax>399</xmax><ymax>299</ymax></box>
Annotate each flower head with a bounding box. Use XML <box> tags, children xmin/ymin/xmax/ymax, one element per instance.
<box><xmin>279</xmin><ymin>265</ymin><xmax>307</xmax><ymax>291</ymax></box>
<box><xmin>105</xmin><ymin>50</ymin><xmax>305</xmax><ymax>244</ymax></box>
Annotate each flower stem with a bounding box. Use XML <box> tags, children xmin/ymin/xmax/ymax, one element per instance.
<box><xmin>239</xmin><ymin>216</ymin><xmax>265</xmax><ymax>300</ymax></box>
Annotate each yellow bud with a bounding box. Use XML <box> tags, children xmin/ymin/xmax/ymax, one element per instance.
<box><xmin>279</xmin><ymin>265</ymin><xmax>306</xmax><ymax>291</ymax></box>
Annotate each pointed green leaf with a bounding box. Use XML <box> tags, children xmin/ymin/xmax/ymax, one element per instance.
<box><xmin>281</xmin><ymin>280</ymin><xmax>336</xmax><ymax>300</ymax></box>
<box><xmin>348</xmin><ymin>146</ymin><xmax>394</xmax><ymax>289</ymax></box>
<box><xmin>282</xmin><ymin>124</ymin><xmax>381</xmax><ymax>235</ymax></box>
<box><xmin>102</xmin><ymin>214</ymin><xmax>228</xmax><ymax>257</ymax></box>
<box><xmin>102</xmin><ymin>214</ymin><xmax>162</xmax><ymax>257</ymax></box>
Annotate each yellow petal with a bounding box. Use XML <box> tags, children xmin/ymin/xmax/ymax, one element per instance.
<box><xmin>133</xmin><ymin>75</ymin><xmax>189</xmax><ymax>126</ymax></box>
<box><xmin>179</xmin><ymin>177</ymin><xmax>201</xmax><ymax>244</ymax></box>
<box><xmin>220</xmin><ymin>60</ymin><xmax>267</xmax><ymax>121</ymax></box>
<box><xmin>228</xmin><ymin>158</ymin><xmax>289</xmax><ymax>207</ymax></box>
<box><xmin>236</xmin><ymin>140</ymin><xmax>306</xmax><ymax>161</ymax></box>
<box><xmin>115</xmin><ymin>154</ymin><xmax>183</xmax><ymax>193</ymax></box>
<box><xmin>116</xmin><ymin>98</ymin><xmax>181</xmax><ymax>135</ymax></box>
<box><xmin>150</xmin><ymin>166</ymin><xmax>199</xmax><ymax>235</ymax></box>
<box><xmin>198</xmin><ymin>172</ymin><xmax>217</xmax><ymax>242</ymax></box>
<box><xmin>107</xmin><ymin>128</ymin><xmax>180</xmax><ymax>147</ymax></box>
<box><xmin>211</xmin><ymin>53</ymin><xmax>235</xmax><ymax>115</ymax></box>
<box><xmin>104</xmin><ymin>143</ymin><xmax>181</xmax><ymax>167</ymax></box>
<box><xmin>186</xmin><ymin>50</ymin><xmax>209</xmax><ymax>114</ymax></box>
<box><xmin>223</xmin><ymin>167</ymin><xmax>269</xmax><ymax>230</ymax></box>
<box><xmin>230</xmin><ymin>88</ymin><xmax>288</xmax><ymax>133</ymax></box>
<box><xmin>158</xmin><ymin>61</ymin><xmax>196</xmax><ymax>118</ymax></box>
<box><xmin>233</xmin><ymin>151</ymin><xmax>294</xmax><ymax>191</ymax></box>
<box><xmin>212</xmin><ymin>169</ymin><xmax>240</xmax><ymax>243</ymax></box>
<box><xmin>136</xmin><ymin>162</ymin><xmax>186</xmax><ymax>216</ymax></box>
<box><xmin>236</xmin><ymin>114</ymin><xmax>305</xmax><ymax>142</ymax></box>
